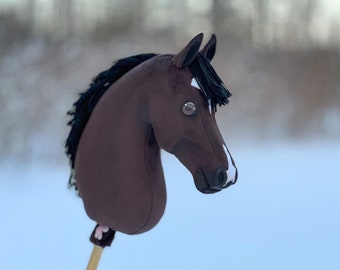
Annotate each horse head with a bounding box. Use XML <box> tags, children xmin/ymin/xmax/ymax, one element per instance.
<box><xmin>149</xmin><ymin>33</ymin><xmax>238</xmax><ymax>194</ymax></box>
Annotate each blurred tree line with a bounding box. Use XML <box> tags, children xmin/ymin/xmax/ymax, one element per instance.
<box><xmin>0</xmin><ymin>0</ymin><xmax>339</xmax><ymax>163</ymax></box>
<box><xmin>2</xmin><ymin>0</ymin><xmax>339</xmax><ymax>49</ymax></box>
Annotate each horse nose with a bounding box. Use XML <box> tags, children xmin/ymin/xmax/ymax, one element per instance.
<box><xmin>217</xmin><ymin>169</ymin><xmax>226</xmax><ymax>185</ymax></box>
<box><xmin>213</xmin><ymin>168</ymin><xmax>237</xmax><ymax>190</ymax></box>
<box><xmin>193</xmin><ymin>167</ymin><xmax>237</xmax><ymax>194</ymax></box>
<box><xmin>213</xmin><ymin>169</ymin><xmax>227</xmax><ymax>190</ymax></box>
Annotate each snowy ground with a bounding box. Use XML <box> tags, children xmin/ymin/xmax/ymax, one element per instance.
<box><xmin>1</xmin><ymin>140</ymin><xmax>339</xmax><ymax>270</ymax></box>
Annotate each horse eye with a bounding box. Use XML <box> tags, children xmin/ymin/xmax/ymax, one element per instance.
<box><xmin>182</xmin><ymin>102</ymin><xmax>197</xmax><ymax>116</ymax></box>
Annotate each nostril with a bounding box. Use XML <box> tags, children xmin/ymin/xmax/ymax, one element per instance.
<box><xmin>216</xmin><ymin>169</ymin><xmax>226</xmax><ymax>186</ymax></box>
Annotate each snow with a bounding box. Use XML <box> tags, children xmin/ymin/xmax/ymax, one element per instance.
<box><xmin>1</xmin><ymin>141</ymin><xmax>339</xmax><ymax>270</ymax></box>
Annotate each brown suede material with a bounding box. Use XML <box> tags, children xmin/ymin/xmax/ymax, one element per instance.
<box><xmin>75</xmin><ymin>57</ymin><xmax>168</xmax><ymax>234</ymax></box>
<box><xmin>74</xmin><ymin>34</ymin><xmax>237</xmax><ymax>235</ymax></box>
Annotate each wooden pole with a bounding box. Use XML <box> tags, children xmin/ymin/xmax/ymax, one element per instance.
<box><xmin>87</xmin><ymin>245</ymin><xmax>103</xmax><ymax>270</ymax></box>
<box><xmin>86</xmin><ymin>224</ymin><xmax>116</xmax><ymax>270</ymax></box>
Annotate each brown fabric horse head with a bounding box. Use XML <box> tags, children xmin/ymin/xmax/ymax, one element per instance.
<box><xmin>66</xmin><ymin>33</ymin><xmax>238</xmax><ymax>236</ymax></box>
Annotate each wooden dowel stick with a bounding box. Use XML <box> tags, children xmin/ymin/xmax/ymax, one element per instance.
<box><xmin>87</xmin><ymin>245</ymin><xmax>103</xmax><ymax>270</ymax></box>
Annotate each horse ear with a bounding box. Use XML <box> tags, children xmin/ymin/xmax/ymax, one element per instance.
<box><xmin>172</xmin><ymin>33</ymin><xmax>204</xmax><ymax>68</ymax></box>
<box><xmin>200</xmin><ymin>34</ymin><xmax>216</xmax><ymax>61</ymax></box>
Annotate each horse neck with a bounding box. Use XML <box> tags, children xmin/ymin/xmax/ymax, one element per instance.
<box><xmin>106</xmin><ymin>73</ymin><xmax>162</xmax><ymax>176</ymax></box>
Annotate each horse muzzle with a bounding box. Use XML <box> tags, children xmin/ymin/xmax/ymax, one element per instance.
<box><xmin>194</xmin><ymin>167</ymin><xmax>238</xmax><ymax>194</ymax></box>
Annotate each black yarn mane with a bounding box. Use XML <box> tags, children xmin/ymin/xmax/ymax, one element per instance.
<box><xmin>65</xmin><ymin>53</ymin><xmax>157</xmax><ymax>179</ymax></box>
<box><xmin>189</xmin><ymin>53</ymin><xmax>231</xmax><ymax>112</ymax></box>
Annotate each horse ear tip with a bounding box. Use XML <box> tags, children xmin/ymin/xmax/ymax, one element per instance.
<box><xmin>172</xmin><ymin>33</ymin><xmax>205</xmax><ymax>68</ymax></box>
<box><xmin>208</xmin><ymin>34</ymin><xmax>217</xmax><ymax>45</ymax></box>
<box><xmin>196</xmin><ymin>33</ymin><xmax>204</xmax><ymax>40</ymax></box>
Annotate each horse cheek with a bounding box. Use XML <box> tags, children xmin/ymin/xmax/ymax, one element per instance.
<box><xmin>151</xmin><ymin>109</ymin><xmax>183</xmax><ymax>152</ymax></box>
